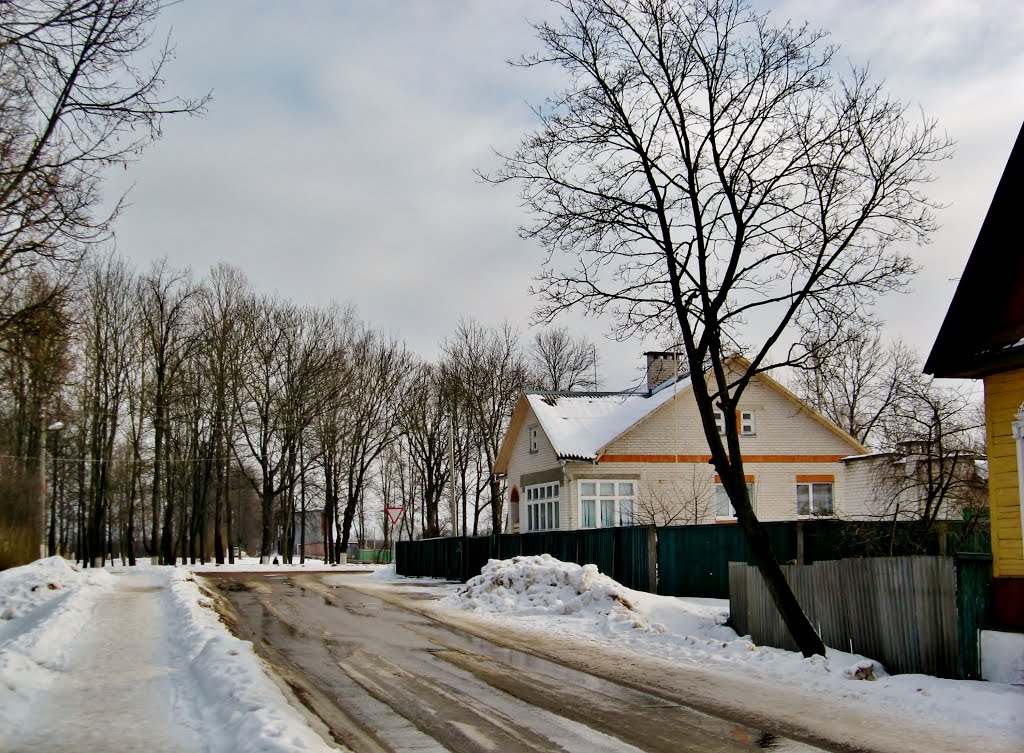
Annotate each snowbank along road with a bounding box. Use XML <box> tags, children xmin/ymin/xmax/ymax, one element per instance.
<box><xmin>208</xmin><ymin>571</ymin><xmax>839</xmax><ymax>753</ymax></box>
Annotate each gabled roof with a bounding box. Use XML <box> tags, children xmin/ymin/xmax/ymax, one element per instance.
<box><xmin>494</xmin><ymin>357</ymin><xmax>868</xmax><ymax>473</ymax></box>
<box><xmin>924</xmin><ymin>122</ymin><xmax>1024</xmax><ymax>378</ymax></box>
<box><xmin>529</xmin><ymin>376</ymin><xmax>690</xmax><ymax>462</ymax></box>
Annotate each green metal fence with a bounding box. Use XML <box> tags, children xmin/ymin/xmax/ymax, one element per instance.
<box><xmin>396</xmin><ymin>519</ymin><xmax>989</xmax><ymax>599</ymax></box>
<box><xmin>955</xmin><ymin>553</ymin><xmax>993</xmax><ymax>680</ymax></box>
<box><xmin>656</xmin><ymin>522</ymin><xmax>796</xmax><ymax>598</ymax></box>
<box><xmin>397</xmin><ymin>525</ymin><xmax>657</xmax><ymax>591</ymax></box>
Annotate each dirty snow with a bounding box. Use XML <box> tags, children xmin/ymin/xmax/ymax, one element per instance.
<box><xmin>439</xmin><ymin>554</ymin><xmax>1023</xmax><ymax>745</ymax></box>
<box><xmin>0</xmin><ymin>557</ymin><xmax>339</xmax><ymax>753</ymax></box>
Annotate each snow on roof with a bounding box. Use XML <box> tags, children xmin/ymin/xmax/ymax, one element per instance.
<box><xmin>527</xmin><ymin>376</ymin><xmax>691</xmax><ymax>461</ymax></box>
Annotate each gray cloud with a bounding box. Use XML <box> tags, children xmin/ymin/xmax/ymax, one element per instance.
<box><xmin>105</xmin><ymin>0</ymin><xmax>1024</xmax><ymax>388</ymax></box>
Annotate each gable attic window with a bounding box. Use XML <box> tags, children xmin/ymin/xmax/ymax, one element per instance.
<box><xmin>529</xmin><ymin>425</ymin><xmax>539</xmax><ymax>453</ymax></box>
<box><xmin>741</xmin><ymin>410</ymin><xmax>756</xmax><ymax>436</ymax></box>
<box><xmin>715</xmin><ymin>408</ymin><xmax>756</xmax><ymax>436</ymax></box>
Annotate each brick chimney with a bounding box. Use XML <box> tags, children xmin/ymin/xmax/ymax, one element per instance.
<box><xmin>644</xmin><ymin>351</ymin><xmax>684</xmax><ymax>392</ymax></box>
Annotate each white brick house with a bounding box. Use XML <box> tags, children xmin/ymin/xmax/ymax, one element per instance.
<box><xmin>494</xmin><ymin>353</ymin><xmax>872</xmax><ymax>533</ymax></box>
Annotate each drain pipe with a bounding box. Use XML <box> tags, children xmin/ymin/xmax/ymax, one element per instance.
<box><xmin>1013</xmin><ymin>405</ymin><xmax>1024</xmax><ymax>558</ymax></box>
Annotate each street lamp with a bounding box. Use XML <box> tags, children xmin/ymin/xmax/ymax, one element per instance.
<box><xmin>40</xmin><ymin>419</ymin><xmax>64</xmax><ymax>560</ymax></box>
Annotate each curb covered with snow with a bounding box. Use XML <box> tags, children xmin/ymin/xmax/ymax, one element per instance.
<box><xmin>163</xmin><ymin>569</ymin><xmax>338</xmax><ymax>753</ymax></box>
<box><xmin>0</xmin><ymin>557</ymin><xmax>117</xmax><ymax>730</ymax></box>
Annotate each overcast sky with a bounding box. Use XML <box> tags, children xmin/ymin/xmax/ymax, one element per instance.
<box><xmin>105</xmin><ymin>0</ymin><xmax>1024</xmax><ymax>389</ymax></box>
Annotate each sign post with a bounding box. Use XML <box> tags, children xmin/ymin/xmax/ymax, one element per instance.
<box><xmin>385</xmin><ymin>506</ymin><xmax>404</xmax><ymax>569</ymax></box>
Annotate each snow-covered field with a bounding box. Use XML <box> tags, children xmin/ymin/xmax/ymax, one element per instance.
<box><xmin>0</xmin><ymin>557</ymin><xmax>338</xmax><ymax>753</ymax></box>
<box><xmin>411</xmin><ymin>554</ymin><xmax>1021</xmax><ymax>746</ymax></box>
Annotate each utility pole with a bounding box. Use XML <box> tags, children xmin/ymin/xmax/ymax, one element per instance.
<box><xmin>39</xmin><ymin>418</ymin><xmax>64</xmax><ymax>560</ymax></box>
<box><xmin>449</xmin><ymin>418</ymin><xmax>458</xmax><ymax>537</ymax></box>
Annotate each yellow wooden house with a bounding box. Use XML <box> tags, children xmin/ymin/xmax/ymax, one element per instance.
<box><xmin>925</xmin><ymin>122</ymin><xmax>1024</xmax><ymax>632</ymax></box>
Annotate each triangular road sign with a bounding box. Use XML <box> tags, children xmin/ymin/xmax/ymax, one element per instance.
<box><xmin>385</xmin><ymin>506</ymin><xmax>404</xmax><ymax>525</ymax></box>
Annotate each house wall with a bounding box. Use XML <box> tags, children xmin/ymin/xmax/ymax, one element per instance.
<box><xmin>504</xmin><ymin>402</ymin><xmax>562</xmax><ymax>533</ymax></box>
<box><xmin>570</xmin><ymin>375</ymin><xmax>865</xmax><ymax>526</ymax></box>
<box><xmin>985</xmin><ymin>368</ymin><xmax>1024</xmax><ymax>579</ymax></box>
<box><xmin>505</xmin><ymin>374</ymin><xmax>873</xmax><ymax>531</ymax></box>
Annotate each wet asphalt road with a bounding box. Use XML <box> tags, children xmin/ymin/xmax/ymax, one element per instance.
<box><xmin>205</xmin><ymin>572</ymin><xmax>827</xmax><ymax>753</ymax></box>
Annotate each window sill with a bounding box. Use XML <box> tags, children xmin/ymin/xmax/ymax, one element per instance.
<box><xmin>715</xmin><ymin>518</ymin><xmax>738</xmax><ymax>524</ymax></box>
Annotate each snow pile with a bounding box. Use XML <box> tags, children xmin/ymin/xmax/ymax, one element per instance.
<box><xmin>166</xmin><ymin>570</ymin><xmax>336</xmax><ymax>753</ymax></box>
<box><xmin>0</xmin><ymin>558</ymin><xmax>115</xmax><ymax>730</ymax></box>
<box><xmin>432</xmin><ymin>556</ymin><xmax>1023</xmax><ymax>746</ymax></box>
<box><xmin>445</xmin><ymin>554</ymin><xmax>668</xmax><ymax>634</ymax></box>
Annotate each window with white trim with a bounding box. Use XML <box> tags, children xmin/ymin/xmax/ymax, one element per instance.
<box><xmin>578</xmin><ymin>480</ymin><xmax>636</xmax><ymax>528</ymax></box>
<box><xmin>524</xmin><ymin>481</ymin><xmax>560</xmax><ymax>531</ymax></box>
<box><xmin>797</xmin><ymin>483</ymin><xmax>833</xmax><ymax>516</ymax></box>
<box><xmin>714</xmin><ymin>409</ymin><xmax>757</xmax><ymax>436</ymax></box>
<box><xmin>529</xmin><ymin>425</ymin><xmax>539</xmax><ymax>453</ymax></box>
<box><xmin>740</xmin><ymin>410</ymin><xmax>756</xmax><ymax>436</ymax></box>
<box><xmin>713</xmin><ymin>409</ymin><xmax>725</xmax><ymax>435</ymax></box>
<box><xmin>715</xmin><ymin>482</ymin><xmax>754</xmax><ymax>519</ymax></box>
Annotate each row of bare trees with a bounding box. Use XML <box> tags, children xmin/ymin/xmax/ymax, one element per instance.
<box><xmin>794</xmin><ymin>327</ymin><xmax>987</xmax><ymax>547</ymax></box>
<box><xmin>0</xmin><ymin>251</ymin><xmax>602</xmax><ymax>567</ymax></box>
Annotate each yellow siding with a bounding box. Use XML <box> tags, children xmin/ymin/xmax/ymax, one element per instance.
<box><xmin>985</xmin><ymin>369</ymin><xmax>1024</xmax><ymax>578</ymax></box>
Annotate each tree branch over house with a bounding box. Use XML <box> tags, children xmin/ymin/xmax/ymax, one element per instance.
<box><xmin>488</xmin><ymin>0</ymin><xmax>951</xmax><ymax>656</ymax></box>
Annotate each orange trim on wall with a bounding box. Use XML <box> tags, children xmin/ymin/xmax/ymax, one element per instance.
<box><xmin>796</xmin><ymin>474</ymin><xmax>835</xmax><ymax>483</ymax></box>
<box><xmin>714</xmin><ymin>474</ymin><xmax>755</xmax><ymax>482</ymax></box>
<box><xmin>598</xmin><ymin>454</ymin><xmax>845</xmax><ymax>464</ymax></box>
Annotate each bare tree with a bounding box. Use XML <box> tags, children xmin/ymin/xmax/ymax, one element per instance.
<box><xmin>870</xmin><ymin>378</ymin><xmax>987</xmax><ymax>544</ymax></box>
<box><xmin>333</xmin><ymin>327</ymin><xmax>407</xmax><ymax>552</ymax></box>
<box><xmin>442</xmin><ymin>320</ymin><xmax>530</xmax><ymax>534</ymax></box>
<box><xmin>492</xmin><ymin>0</ymin><xmax>951</xmax><ymax>655</ymax></box>
<box><xmin>78</xmin><ymin>253</ymin><xmax>136</xmax><ymax>566</ymax></box>
<box><xmin>529</xmin><ymin>327</ymin><xmax>599</xmax><ymax>390</ymax></box>
<box><xmin>0</xmin><ymin>272</ymin><xmax>72</xmax><ymax>565</ymax></box>
<box><xmin>138</xmin><ymin>259</ymin><xmax>196</xmax><ymax>564</ymax></box>
<box><xmin>399</xmin><ymin>362</ymin><xmax>451</xmax><ymax>538</ymax></box>
<box><xmin>0</xmin><ymin>0</ymin><xmax>208</xmax><ymax>331</ymax></box>
<box><xmin>795</xmin><ymin>327</ymin><xmax>918</xmax><ymax>448</ymax></box>
<box><xmin>196</xmin><ymin>264</ymin><xmax>248</xmax><ymax>563</ymax></box>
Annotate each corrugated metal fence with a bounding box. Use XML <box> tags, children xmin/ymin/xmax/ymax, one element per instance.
<box><xmin>728</xmin><ymin>555</ymin><xmax>991</xmax><ymax>679</ymax></box>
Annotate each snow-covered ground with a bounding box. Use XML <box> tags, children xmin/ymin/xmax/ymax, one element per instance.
<box><xmin>2</xmin><ymin>554</ymin><xmax>1020</xmax><ymax>752</ymax></box>
<box><xmin>374</xmin><ymin>555</ymin><xmax>1023</xmax><ymax>747</ymax></box>
<box><xmin>98</xmin><ymin>554</ymin><xmax>380</xmax><ymax>574</ymax></box>
<box><xmin>0</xmin><ymin>557</ymin><xmax>340</xmax><ymax>753</ymax></box>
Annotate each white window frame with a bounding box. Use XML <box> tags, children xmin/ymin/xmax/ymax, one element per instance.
<box><xmin>715</xmin><ymin>409</ymin><xmax>756</xmax><ymax>436</ymax></box>
<box><xmin>578</xmin><ymin>480</ymin><xmax>637</xmax><ymax>528</ymax></box>
<box><xmin>528</xmin><ymin>425</ymin><xmax>540</xmax><ymax>453</ymax></box>
<box><xmin>524</xmin><ymin>481</ymin><xmax>560</xmax><ymax>532</ymax></box>
<box><xmin>715</xmin><ymin>481</ymin><xmax>754</xmax><ymax>520</ymax></box>
<box><xmin>740</xmin><ymin>410</ymin><xmax>756</xmax><ymax>436</ymax></box>
<box><xmin>797</xmin><ymin>482</ymin><xmax>834</xmax><ymax>517</ymax></box>
<box><xmin>713</xmin><ymin>409</ymin><xmax>725</xmax><ymax>435</ymax></box>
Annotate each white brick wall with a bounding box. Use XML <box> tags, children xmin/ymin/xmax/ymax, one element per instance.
<box><xmin>505</xmin><ymin>403</ymin><xmax>562</xmax><ymax>532</ymax></box>
<box><xmin>504</xmin><ymin>372</ymin><xmax>871</xmax><ymax>530</ymax></box>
